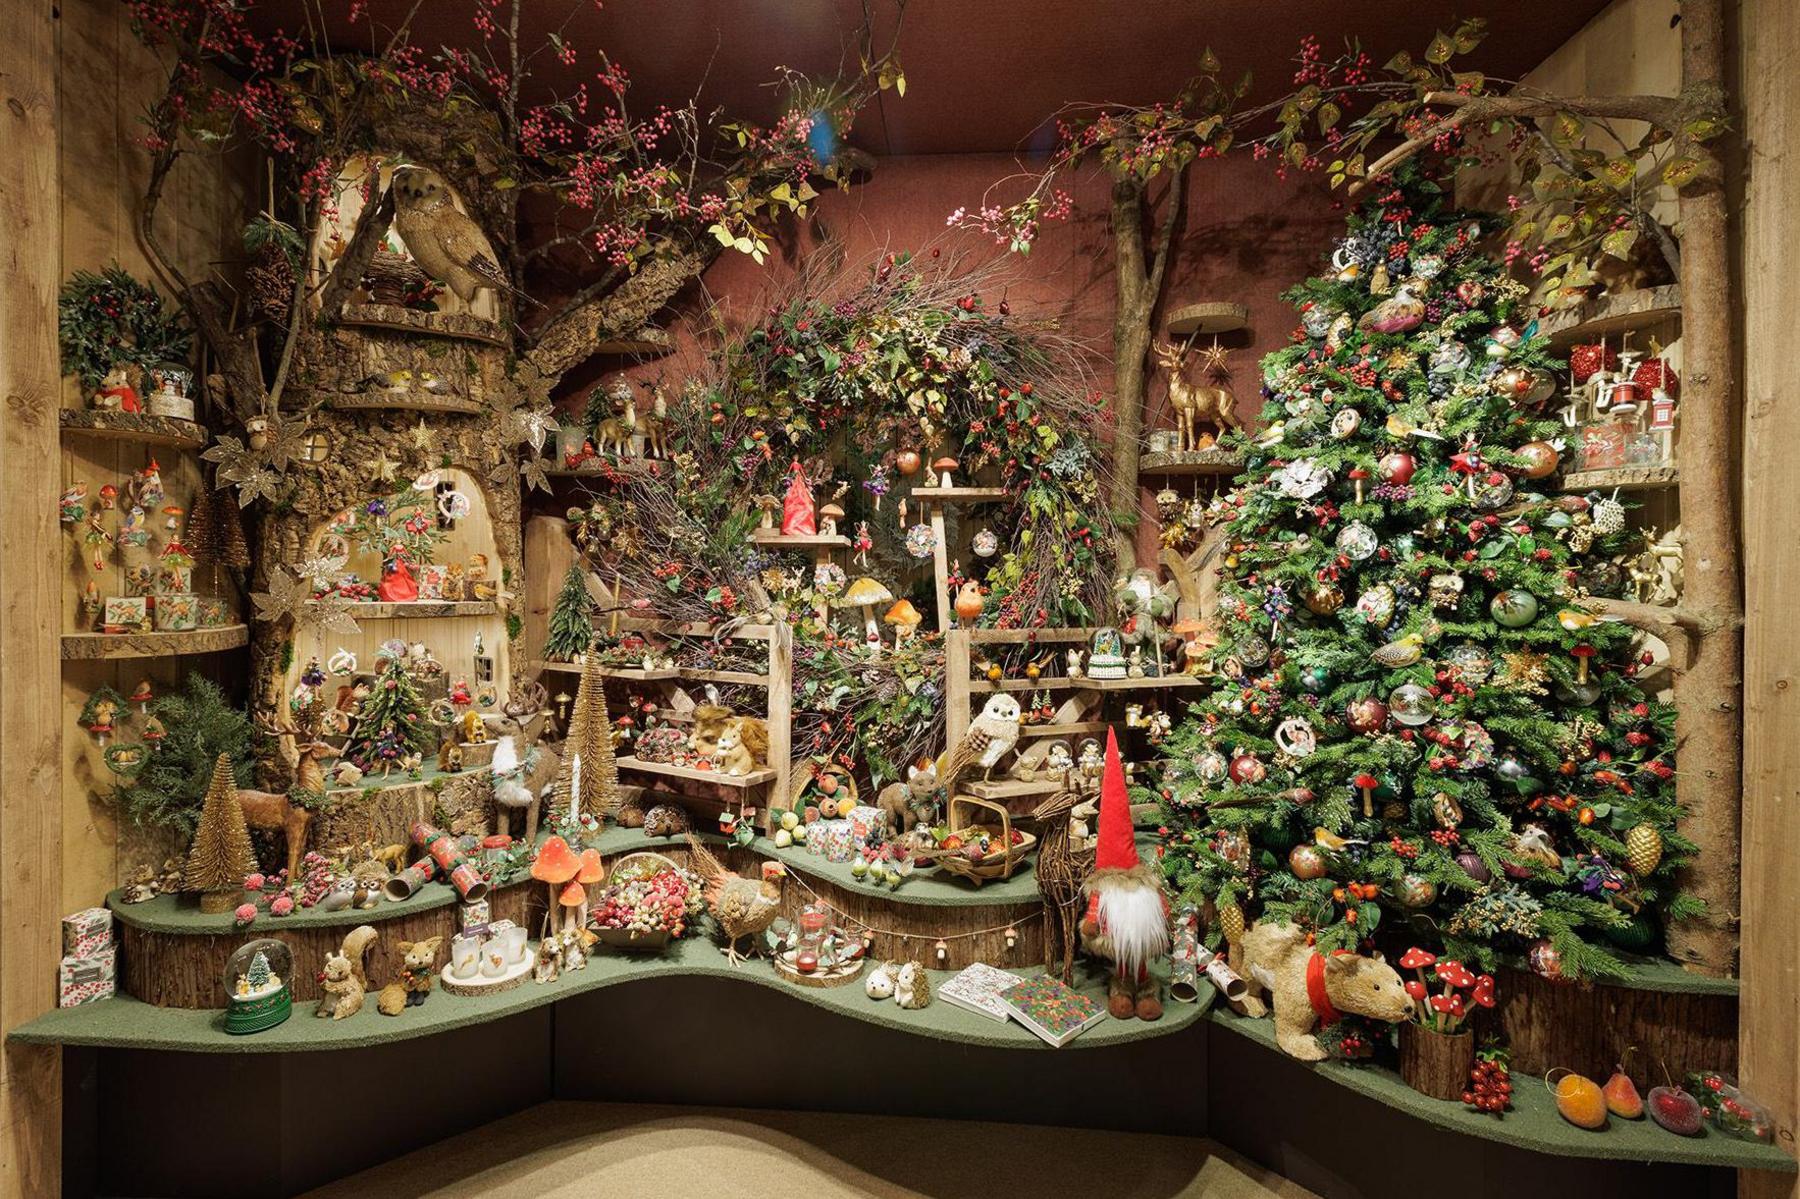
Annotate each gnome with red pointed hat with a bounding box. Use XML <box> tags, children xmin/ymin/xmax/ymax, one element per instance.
<box><xmin>1079</xmin><ymin>728</ymin><xmax>1172</xmax><ymax>1020</ymax></box>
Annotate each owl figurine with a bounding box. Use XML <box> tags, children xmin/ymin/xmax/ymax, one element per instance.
<box><xmin>938</xmin><ymin>693</ymin><xmax>1023</xmax><ymax>786</ymax></box>
<box><xmin>390</xmin><ymin>167</ymin><xmax>507</xmax><ymax>304</ymax></box>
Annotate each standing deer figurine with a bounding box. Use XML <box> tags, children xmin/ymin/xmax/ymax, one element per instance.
<box><xmin>594</xmin><ymin>380</ymin><xmax>639</xmax><ymax>457</ymax></box>
<box><xmin>1031</xmin><ymin>774</ymin><xmax>1099</xmax><ymax>985</ymax></box>
<box><xmin>1154</xmin><ymin>340</ymin><xmax>1238</xmax><ymax>452</ymax></box>
<box><xmin>241</xmin><ymin>694</ymin><xmax>341</xmax><ymax>881</ymax></box>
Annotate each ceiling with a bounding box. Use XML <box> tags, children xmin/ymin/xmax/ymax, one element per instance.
<box><xmin>277</xmin><ymin>0</ymin><xmax>1615</xmax><ymax>157</ymax></box>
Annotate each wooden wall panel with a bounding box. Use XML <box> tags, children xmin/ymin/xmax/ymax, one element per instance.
<box><xmin>0</xmin><ymin>0</ymin><xmax>65</xmax><ymax>1193</ymax></box>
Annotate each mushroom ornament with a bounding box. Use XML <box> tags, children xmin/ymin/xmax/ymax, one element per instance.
<box><xmin>883</xmin><ymin>598</ymin><xmax>923</xmax><ymax>649</ymax></box>
<box><xmin>932</xmin><ymin>456</ymin><xmax>958</xmax><ymax>488</ymax></box>
<box><xmin>818</xmin><ymin>501</ymin><xmax>845</xmax><ymax>538</ymax></box>
<box><xmin>838</xmin><ymin>577</ymin><xmax>895</xmax><ymax>653</ymax></box>
<box><xmin>530</xmin><ymin>837</ymin><xmax>582</xmax><ymax>937</ymax></box>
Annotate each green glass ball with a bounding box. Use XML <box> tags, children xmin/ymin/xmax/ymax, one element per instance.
<box><xmin>1490</xmin><ymin>590</ymin><xmax>1539</xmax><ymax>628</ymax></box>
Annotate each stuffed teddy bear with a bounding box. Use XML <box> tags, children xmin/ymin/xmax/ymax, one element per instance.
<box><xmin>1228</xmin><ymin>920</ymin><xmax>1415</xmax><ymax>1060</ymax></box>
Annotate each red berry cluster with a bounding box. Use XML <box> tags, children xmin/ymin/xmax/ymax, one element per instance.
<box><xmin>1463</xmin><ymin>1057</ymin><xmax>1513</xmax><ymax>1114</ymax></box>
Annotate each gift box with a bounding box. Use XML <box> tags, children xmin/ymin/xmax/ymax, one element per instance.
<box><xmin>155</xmin><ymin>593</ymin><xmax>199</xmax><ymax>631</ymax></box>
<box><xmin>101</xmin><ymin>597</ymin><xmax>151</xmax><ymax>634</ymax></box>
<box><xmin>156</xmin><ymin>565</ymin><xmax>193</xmax><ymax>595</ymax></box>
<box><xmin>847</xmin><ymin>805</ymin><xmax>887</xmax><ymax>841</ymax></box>
<box><xmin>58</xmin><ymin>946</ymin><xmax>116</xmax><ymax>1008</ymax></box>
<box><xmin>459</xmin><ymin>897</ymin><xmax>492</xmax><ymax>933</ymax></box>
<box><xmin>196</xmin><ymin>596</ymin><xmax>231</xmax><ymax>628</ymax></box>
<box><xmin>122</xmin><ymin>564</ymin><xmax>157</xmax><ymax>597</ymax></box>
<box><xmin>418</xmin><ymin>564</ymin><xmax>447</xmax><ymax>600</ymax></box>
<box><xmin>808</xmin><ymin>818</ymin><xmax>859</xmax><ymax>863</ymax></box>
<box><xmin>62</xmin><ymin>907</ymin><xmax>113</xmax><ymax>959</ymax></box>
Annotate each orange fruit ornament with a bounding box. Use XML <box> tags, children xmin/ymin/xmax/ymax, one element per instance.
<box><xmin>1603</xmin><ymin>1067</ymin><xmax>1645</xmax><ymax>1119</ymax></box>
<box><xmin>1550</xmin><ymin>1069</ymin><xmax>1609</xmax><ymax>1129</ymax></box>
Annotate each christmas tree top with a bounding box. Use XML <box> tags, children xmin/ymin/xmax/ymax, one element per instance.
<box><xmin>1153</xmin><ymin>167</ymin><xmax>1686</xmax><ymax>982</ymax></box>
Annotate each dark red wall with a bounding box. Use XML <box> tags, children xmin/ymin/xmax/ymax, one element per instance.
<box><xmin>563</xmin><ymin>152</ymin><xmax>1345</xmax><ymax>563</ymax></box>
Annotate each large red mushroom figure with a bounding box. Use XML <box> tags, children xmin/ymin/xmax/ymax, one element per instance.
<box><xmin>1079</xmin><ymin>729</ymin><xmax>1172</xmax><ymax>1020</ymax></box>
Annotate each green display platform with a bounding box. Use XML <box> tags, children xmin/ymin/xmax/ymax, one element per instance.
<box><xmin>1208</xmin><ymin>1010</ymin><xmax>1794</xmax><ymax>1173</ymax></box>
<box><xmin>14</xmin><ymin>936</ymin><xmax>1208</xmax><ymax>1054</ymax></box>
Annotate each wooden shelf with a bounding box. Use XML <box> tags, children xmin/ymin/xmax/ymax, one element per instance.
<box><xmin>319</xmin><ymin>600</ymin><xmax>500</xmax><ymax>618</ymax></box>
<box><xmin>1539</xmin><ymin>284</ymin><xmax>1682</xmax><ymax>350</ymax></box>
<box><xmin>962</xmin><ymin>777</ymin><xmax>1063</xmax><ymax>801</ymax></box>
<box><xmin>968</xmin><ymin>674</ymin><xmax>1204</xmax><ymax>693</ymax></box>
<box><xmin>58</xmin><ymin>408</ymin><xmax>207</xmax><ymax>450</ymax></box>
<box><xmin>591</xmin><ymin>327</ymin><xmax>675</xmax><ymax>357</ymax></box>
<box><xmin>1209</xmin><ymin>1009</ymin><xmax>1792</xmax><ymax>1172</ymax></box>
<box><xmin>1560</xmin><ymin>465</ymin><xmax>1678</xmax><ymax>492</ymax></box>
<box><xmin>333</xmin><ymin>302</ymin><xmax>509</xmax><ymax>347</ymax></box>
<box><xmin>539</xmin><ymin>662</ymin><xmax>768</xmax><ymax>686</ymax></box>
<box><xmin>1166</xmin><ymin>301</ymin><xmax>1250</xmax><ymax>336</ymax></box>
<box><xmin>909</xmin><ymin>486</ymin><xmax>1012</xmax><ymax>503</ymax></box>
<box><xmin>1018</xmin><ymin>720</ymin><xmax>1110</xmax><ymax>740</ymax></box>
<box><xmin>748</xmin><ymin>532</ymin><xmax>850</xmax><ymax>549</ymax></box>
<box><xmin>61</xmin><ymin>624</ymin><xmax>248</xmax><ymax>661</ymax></box>
<box><xmin>1139</xmin><ymin>448</ymin><xmax>1243</xmax><ymax>477</ymax></box>
<box><xmin>616</xmin><ymin>756</ymin><xmax>776</xmax><ymax>788</ymax></box>
<box><xmin>545</xmin><ymin>458</ymin><xmax>660</xmax><ymax>478</ymax></box>
<box><xmin>324</xmin><ymin>391</ymin><xmax>484</xmax><ymax>415</ymax></box>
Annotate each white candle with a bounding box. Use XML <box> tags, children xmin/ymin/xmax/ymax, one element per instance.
<box><xmin>569</xmin><ymin>753</ymin><xmax>582</xmax><ymax>821</ymax></box>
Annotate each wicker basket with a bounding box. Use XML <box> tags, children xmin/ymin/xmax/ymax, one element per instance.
<box><xmin>590</xmin><ymin>851</ymin><xmax>686</xmax><ymax>951</ymax></box>
<box><xmin>931</xmin><ymin>794</ymin><xmax>1037</xmax><ymax>886</ymax></box>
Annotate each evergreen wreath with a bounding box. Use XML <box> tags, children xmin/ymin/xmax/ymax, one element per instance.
<box><xmin>58</xmin><ymin>265</ymin><xmax>193</xmax><ymax>391</ymax></box>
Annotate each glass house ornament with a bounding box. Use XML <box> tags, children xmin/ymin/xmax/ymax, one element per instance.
<box><xmin>1389</xmin><ymin>682</ymin><xmax>1437</xmax><ymax>726</ymax></box>
<box><xmin>1335</xmin><ymin>521</ymin><xmax>1378</xmax><ymax>561</ymax></box>
<box><xmin>224</xmin><ymin>938</ymin><xmax>293</xmax><ymax>1034</ymax></box>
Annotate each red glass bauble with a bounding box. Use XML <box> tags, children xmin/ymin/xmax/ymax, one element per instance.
<box><xmin>1378</xmin><ymin>451</ymin><xmax>1417</xmax><ymax>485</ymax></box>
<box><xmin>1229</xmin><ymin>753</ymin><xmax>1266</xmax><ymax>784</ymax></box>
<box><xmin>1346</xmin><ymin>697</ymin><xmax>1389</xmax><ymax>734</ymax></box>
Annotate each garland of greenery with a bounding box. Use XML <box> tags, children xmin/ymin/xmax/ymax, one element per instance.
<box><xmin>58</xmin><ymin>265</ymin><xmax>193</xmax><ymax>392</ymax></box>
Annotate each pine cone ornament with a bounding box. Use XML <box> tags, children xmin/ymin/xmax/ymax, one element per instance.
<box><xmin>1624</xmin><ymin>822</ymin><xmax>1664</xmax><ymax>875</ymax></box>
<box><xmin>247</xmin><ymin>240</ymin><xmax>294</xmax><ymax>325</ymax></box>
<box><xmin>1568</xmin><ymin>342</ymin><xmax>1619</xmax><ymax>384</ymax></box>
<box><xmin>1632</xmin><ymin>355</ymin><xmax>1679</xmax><ymax>397</ymax></box>
<box><xmin>1216</xmin><ymin>898</ymin><xmax>1246</xmax><ymax>944</ymax></box>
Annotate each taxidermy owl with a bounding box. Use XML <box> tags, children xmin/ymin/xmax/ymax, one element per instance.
<box><xmin>938</xmin><ymin>693</ymin><xmax>1022</xmax><ymax>786</ymax></box>
<box><xmin>390</xmin><ymin>167</ymin><xmax>507</xmax><ymax>304</ymax></box>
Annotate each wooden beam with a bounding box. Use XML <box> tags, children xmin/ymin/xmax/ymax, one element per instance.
<box><xmin>0</xmin><ymin>0</ymin><xmax>65</xmax><ymax>1187</ymax></box>
<box><xmin>1735</xmin><ymin>0</ymin><xmax>1800</xmax><ymax>1186</ymax></box>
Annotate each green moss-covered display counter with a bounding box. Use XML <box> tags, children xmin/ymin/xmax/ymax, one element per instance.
<box><xmin>1207</xmin><ymin>1010</ymin><xmax>1794</xmax><ymax>1174</ymax></box>
<box><xmin>13</xmin><ymin>935</ymin><xmax>1208</xmax><ymax>1053</ymax></box>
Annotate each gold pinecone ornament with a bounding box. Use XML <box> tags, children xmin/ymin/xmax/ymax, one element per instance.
<box><xmin>1624</xmin><ymin>823</ymin><xmax>1664</xmax><ymax>876</ymax></box>
<box><xmin>1216</xmin><ymin>898</ymin><xmax>1246</xmax><ymax>945</ymax></box>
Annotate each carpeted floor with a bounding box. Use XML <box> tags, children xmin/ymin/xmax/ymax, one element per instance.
<box><xmin>301</xmin><ymin>1101</ymin><xmax>1317</xmax><ymax>1199</ymax></box>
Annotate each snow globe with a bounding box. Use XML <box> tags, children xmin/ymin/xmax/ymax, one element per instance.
<box><xmin>224</xmin><ymin>938</ymin><xmax>293</xmax><ymax>1035</ymax></box>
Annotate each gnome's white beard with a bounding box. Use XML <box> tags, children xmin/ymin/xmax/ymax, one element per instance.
<box><xmin>1095</xmin><ymin>885</ymin><xmax>1171</xmax><ymax>978</ymax></box>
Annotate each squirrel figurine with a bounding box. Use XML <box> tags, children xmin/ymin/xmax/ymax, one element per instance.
<box><xmin>377</xmin><ymin>936</ymin><xmax>444</xmax><ymax>1015</ymax></box>
<box><xmin>316</xmin><ymin>925</ymin><xmax>378</xmax><ymax>1020</ymax></box>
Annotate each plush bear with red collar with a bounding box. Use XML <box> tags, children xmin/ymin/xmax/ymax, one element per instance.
<box><xmin>1230</xmin><ymin>921</ymin><xmax>1414</xmax><ymax>1059</ymax></box>
<box><xmin>1078</xmin><ymin>729</ymin><xmax>1171</xmax><ymax>1020</ymax></box>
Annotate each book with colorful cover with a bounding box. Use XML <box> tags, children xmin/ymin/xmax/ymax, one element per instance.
<box><xmin>937</xmin><ymin>963</ymin><xmax>1023</xmax><ymax>1023</ymax></box>
<box><xmin>999</xmin><ymin>975</ymin><xmax>1106</xmax><ymax>1047</ymax></box>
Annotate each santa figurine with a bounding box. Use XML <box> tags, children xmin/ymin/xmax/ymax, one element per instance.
<box><xmin>780</xmin><ymin>460</ymin><xmax>817</xmax><ymax>537</ymax></box>
<box><xmin>1080</xmin><ymin>728</ymin><xmax>1171</xmax><ymax>1020</ymax></box>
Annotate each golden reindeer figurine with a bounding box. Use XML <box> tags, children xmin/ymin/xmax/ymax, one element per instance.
<box><xmin>1154</xmin><ymin>339</ymin><xmax>1238</xmax><ymax>451</ymax></box>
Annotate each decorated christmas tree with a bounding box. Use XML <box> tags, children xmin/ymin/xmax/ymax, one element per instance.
<box><xmin>543</xmin><ymin>565</ymin><xmax>596</xmax><ymax>661</ymax></box>
<box><xmin>346</xmin><ymin>654</ymin><xmax>434</xmax><ymax>774</ymax></box>
<box><xmin>1152</xmin><ymin>169</ymin><xmax>1688</xmax><ymax>982</ymax></box>
<box><xmin>185</xmin><ymin>752</ymin><xmax>256</xmax><ymax>913</ymax></box>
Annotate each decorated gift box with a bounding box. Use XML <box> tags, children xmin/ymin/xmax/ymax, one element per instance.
<box><xmin>418</xmin><ymin>564</ymin><xmax>447</xmax><ymax>600</ymax></box>
<box><xmin>156</xmin><ymin>564</ymin><xmax>194</xmax><ymax>595</ymax></box>
<box><xmin>62</xmin><ymin>907</ymin><xmax>113</xmax><ymax>959</ymax></box>
<box><xmin>101</xmin><ymin>597</ymin><xmax>151</xmax><ymax>635</ymax></box>
<box><xmin>847</xmin><ymin>804</ymin><xmax>887</xmax><ymax>841</ymax></box>
<box><xmin>58</xmin><ymin>946</ymin><xmax>116</xmax><ymax>1008</ymax></box>
<box><xmin>155</xmin><ymin>593</ymin><xmax>199</xmax><ymax>631</ymax></box>
<box><xmin>121</xmin><ymin>563</ymin><xmax>157</xmax><ymax>597</ymax></box>
<box><xmin>807</xmin><ymin>817</ymin><xmax>859</xmax><ymax>863</ymax></box>
<box><xmin>196</xmin><ymin>596</ymin><xmax>231</xmax><ymax>627</ymax></box>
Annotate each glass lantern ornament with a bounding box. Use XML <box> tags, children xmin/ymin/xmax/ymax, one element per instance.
<box><xmin>1490</xmin><ymin>590</ymin><xmax>1540</xmax><ymax>628</ymax></box>
<box><xmin>792</xmin><ymin>904</ymin><xmax>830</xmax><ymax>975</ymax></box>
<box><xmin>224</xmin><ymin>938</ymin><xmax>293</xmax><ymax>1035</ymax></box>
<box><xmin>1388</xmin><ymin>682</ymin><xmax>1437</xmax><ymax>726</ymax></box>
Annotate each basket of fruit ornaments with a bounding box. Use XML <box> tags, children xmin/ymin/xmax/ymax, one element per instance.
<box><xmin>589</xmin><ymin>852</ymin><xmax>705</xmax><ymax>951</ymax></box>
<box><xmin>926</xmin><ymin>794</ymin><xmax>1036</xmax><ymax>886</ymax></box>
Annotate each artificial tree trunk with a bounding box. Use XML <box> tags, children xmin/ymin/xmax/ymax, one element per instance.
<box><xmin>1106</xmin><ymin>166</ymin><xmax>1186</xmax><ymax>574</ymax></box>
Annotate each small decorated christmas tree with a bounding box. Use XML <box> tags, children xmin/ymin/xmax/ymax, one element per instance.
<box><xmin>543</xmin><ymin>565</ymin><xmax>596</xmax><ymax>662</ymax></box>
<box><xmin>346</xmin><ymin>654</ymin><xmax>434</xmax><ymax>774</ymax></box>
<box><xmin>185</xmin><ymin>753</ymin><xmax>255</xmax><ymax>913</ymax></box>
<box><xmin>188</xmin><ymin>482</ymin><xmax>251</xmax><ymax>588</ymax></box>
<box><xmin>554</xmin><ymin>654</ymin><xmax>622</xmax><ymax>824</ymax></box>
<box><xmin>245</xmin><ymin>950</ymin><xmax>272</xmax><ymax>992</ymax></box>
